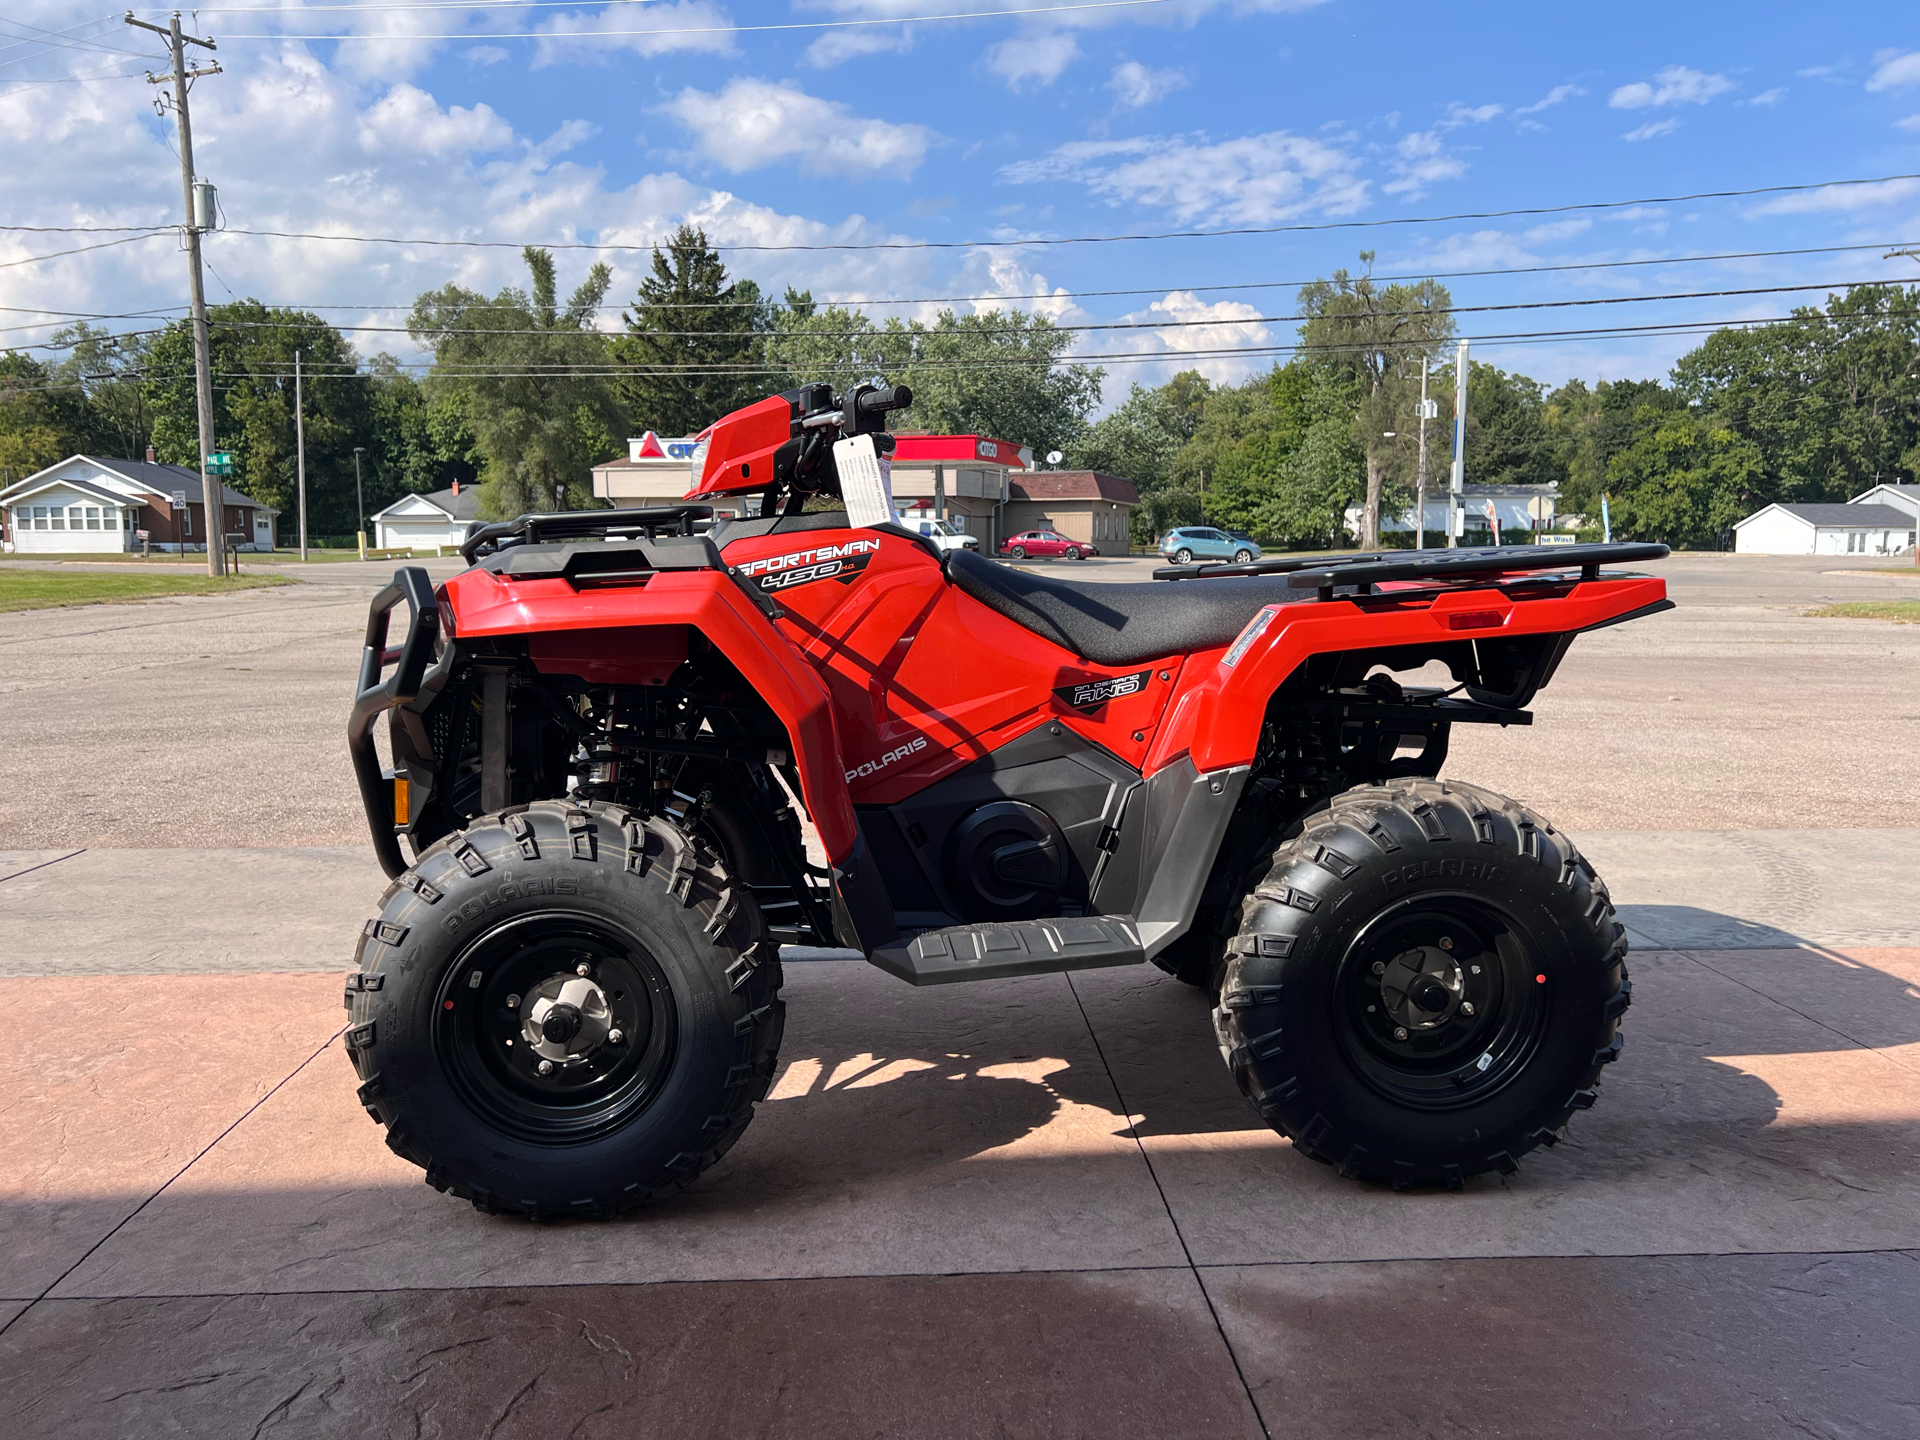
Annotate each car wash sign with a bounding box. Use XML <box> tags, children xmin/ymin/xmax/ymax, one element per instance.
<box><xmin>628</xmin><ymin>431</ymin><xmax>703</xmax><ymax>463</ymax></box>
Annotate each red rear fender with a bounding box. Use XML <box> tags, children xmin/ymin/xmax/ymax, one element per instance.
<box><xmin>1151</xmin><ymin>574</ymin><xmax>1669</xmax><ymax>775</ymax></box>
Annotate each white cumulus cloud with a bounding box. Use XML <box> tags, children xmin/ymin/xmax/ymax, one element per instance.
<box><xmin>1745</xmin><ymin>87</ymin><xmax>1787</xmax><ymax>107</ymax></box>
<box><xmin>1867</xmin><ymin>50</ymin><xmax>1920</xmax><ymax>91</ymax></box>
<box><xmin>1002</xmin><ymin>131</ymin><xmax>1365</xmax><ymax>226</ymax></box>
<box><xmin>803</xmin><ymin>27</ymin><xmax>912</xmax><ymax>68</ymax></box>
<box><xmin>1609</xmin><ymin>65</ymin><xmax>1735</xmax><ymax>109</ymax></box>
<box><xmin>1108</xmin><ymin>61</ymin><xmax>1188</xmax><ymax>109</ymax></box>
<box><xmin>985</xmin><ymin>32</ymin><xmax>1080</xmax><ymax>91</ymax></box>
<box><xmin>357</xmin><ymin>84</ymin><xmax>515</xmax><ymax>159</ymax></box>
<box><xmin>661</xmin><ymin>78</ymin><xmax>931</xmax><ymax>177</ymax></box>
<box><xmin>1622</xmin><ymin>117</ymin><xmax>1681</xmax><ymax>142</ymax></box>
<box><xmin>1515</xmin><ymin>84</ymin><xmax>1584</xmax><ymax>116</ymax></box>
<box><xmin>531</xmin><ymin>1</ymin><xmax>737</xmax><ymax>67</ymax></box>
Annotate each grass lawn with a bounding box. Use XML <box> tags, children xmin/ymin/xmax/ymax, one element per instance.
<box><xmin>0</xmin><ymin>549</ymin><xmax>366</xmax><ymax>565</ymax></box>
<box><xmin>1803</xmin><ymin>600</ymin><xmax>1920</xmax><ymax>623</ymax></box>
<box><xmin>0</xmin><ymin>570</ymin><xmax>294</xmax><ymax>613</ymax></box>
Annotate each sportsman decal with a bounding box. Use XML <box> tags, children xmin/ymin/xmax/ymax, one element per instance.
<box><xmin>1053</xmin><ymin>670</ymin><xmax>1152</xmax><ymax>710</ymax></box>
<box><xmin>735</xmin><ymin>538</ymin><xmax>882</xmax><ymax>593</ymax></box>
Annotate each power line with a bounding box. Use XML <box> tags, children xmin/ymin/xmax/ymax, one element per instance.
<box><xmin>201</xmin><ymin>172</ymin><xmax>1920</xmax><ymax>255</ymax></box>
<box><xmin>182</xmin><ymin>277</ymin><xmax>1913</xmax><ymax>342</ymax></box>
<box><xmin>0</xmin><ymin>232</ymin><xmax>173</xmax><ymax>269</ymax></box>
<box><xmin>201</xmin><ymin>0</ymin><xmax>1178</xmax><ymax>39</ymax></box>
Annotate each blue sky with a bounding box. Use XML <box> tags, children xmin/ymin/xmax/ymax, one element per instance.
<box><xmin>3</xmin><ymin>0</ymin><xmax>1919</xmax><ymax>409</ymax></box>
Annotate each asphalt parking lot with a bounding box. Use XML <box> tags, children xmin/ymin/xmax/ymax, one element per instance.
<box><xmin>0</xmin><ymin>549</ymin><xmax>1915</xmax><ymax>1435</ymax></box>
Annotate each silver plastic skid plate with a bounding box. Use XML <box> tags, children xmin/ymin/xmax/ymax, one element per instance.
<box><xmin>870</xmin><ymin>915</ymin><xmax>1146</xmax><ymax>986</ymax></box>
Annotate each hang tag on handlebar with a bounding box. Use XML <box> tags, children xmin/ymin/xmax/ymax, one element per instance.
<box><xmin>833</xmin><ymin>433</ymin><xmax>897</xmax><ymax>530</ymax></box>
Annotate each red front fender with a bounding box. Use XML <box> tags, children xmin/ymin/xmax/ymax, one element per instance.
<box><xmin>441</xmin><ymin>567</ymin><xmax>860</xmax><ymax>863</ymax></box>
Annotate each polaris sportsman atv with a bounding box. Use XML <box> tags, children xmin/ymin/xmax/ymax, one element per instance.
<box><xmin>344</xmin><ymin>379</ymin><xmax>1667</xmax><ymax>1217</ymax></box>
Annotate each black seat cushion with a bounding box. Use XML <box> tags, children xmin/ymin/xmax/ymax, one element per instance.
<box><xmin>947</xmin><ymin>549</ymin><xmax>1313</xmax><ymax>667</ymax></box>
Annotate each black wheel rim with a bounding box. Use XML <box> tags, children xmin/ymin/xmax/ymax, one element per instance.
<box><xmin>1333</xmin><ymin>897</ymin><xmax>1550</xmax><ymax>1110</ymax></box>
<box><xmin>433</xmin><ymin>911</ymin><xmax>679</xmax><ymax>1144</ymax></box>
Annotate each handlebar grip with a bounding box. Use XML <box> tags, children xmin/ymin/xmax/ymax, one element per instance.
<box><xmin>854</xmin><ymin>382</ymin><xmax>912</xmax><ymax>418</ymax></box>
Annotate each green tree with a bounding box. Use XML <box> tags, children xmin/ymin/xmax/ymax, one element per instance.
<box><xmin>49</xmin><ymin>323</ymin><xmax>152</xmax><ymax>458</ymax></box>
<box><xmin>1543</xmin><ymin>377</ymin><xmax>1678</xmax><ymax>524</ymax></box>
<box><xmin>0</xmin><ymin>352</ymin><xmax>90</xmax><ymax>481</ymax></box>
<box><xmin>888</xmin><ymin>309</ymin><xmax>1102</xmax><ymax>458</ymax></box>
<box><xmin>409</xmin><ymin>247</ymin><xmax>621</xmax><ymax>519</ymax></box>
<box><xmin>1074</xmin><ymin>371</ymin><xmax>1210</xmax><ymax>540</ymax></box>
<box><xmin>1605</xmin><ymin>408</ymin><xmax>1766</xmax><ymax>547</ymax></box>
<box><xmin>144</xmin><ymin>301</ymin><xmax>371</xmax><ymax>535</ymax></box>
<box><xmin>612</xmin><ymin>225</ymin><xmax>766</xmax><ymax>436</ymax></box>
<box><xmin>1672</xmin><ymin>283</ymin><xmax>1920</xmax><ymax>503</ymax></box>
<box><xmin>1297</xmin><ymin>253</ymin><xmax>1456</xmax><ymax>547</ymax></box>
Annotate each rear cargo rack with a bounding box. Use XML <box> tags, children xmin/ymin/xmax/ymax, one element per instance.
<box><xmin>460</xmin><ymin>504</ymin><xmax>715</xmax><ymax>563</ymax></box>
<box><xmin>1154</xmin><ymin>541</ymin><xmax>1668</xmax><ymax>597</ymax></box>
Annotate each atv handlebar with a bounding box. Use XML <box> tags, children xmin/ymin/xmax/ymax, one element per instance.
<box><xmin>853</xmin><ymin>382</ymin><xmax>912</xmax><ymax>420</ymax></box>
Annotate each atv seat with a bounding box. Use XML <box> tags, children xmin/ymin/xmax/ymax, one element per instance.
<box><xmin>947</xmin><ymin>549</ymin><xmax>1313</xmax><ymax>667</ymax></box>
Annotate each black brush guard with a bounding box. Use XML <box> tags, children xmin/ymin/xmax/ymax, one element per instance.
<box><xmin>349</xmin><ymin>566</ymin><xmax>446</xmax><ymax>878</ymax></box>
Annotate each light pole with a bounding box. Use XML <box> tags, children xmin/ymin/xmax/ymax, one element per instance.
<box><xmin>1381</xmin><ymin>432</ymin><xmax>1396</xmax><ymax>550</ymax></box>
<box><xmin>1415</xmin><ymin>357</ymin><xmax>1434</xmax><ymax>550</ymax></box>
<box><xmin>353</xmin><ymin>447</ymin><xmax>365</xmax><ymax>555</ymax></box>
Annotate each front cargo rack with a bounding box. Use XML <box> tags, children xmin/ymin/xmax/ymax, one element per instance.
<box><xmin>1154</xmin><ymin>541</ymin><xmax>1668</xmax><ymax>597</ymax></box>
<box><xmin>460</xmin><ymin>503</ymin><xmax>715</xmax><ymax>563</ymax></box>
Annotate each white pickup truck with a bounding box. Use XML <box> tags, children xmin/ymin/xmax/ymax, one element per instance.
<box><xmin>905</xmin><ymin>516</ymin><xmax>980</xmax><ymax>553</ymax></box>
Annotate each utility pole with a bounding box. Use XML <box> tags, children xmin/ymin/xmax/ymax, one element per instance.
<box><xmin>1447</xmin><ymin>338</ymin><xmax>1469</xmax><ymax>548</ymax></box>
<box><xmin>353</xmin><ymin>445</ymin><xmax>365</xmax><ymax>557</ymax></box>
<box><xmin>1886</xmin><ymin>249</ymin><xmax>1920</xmax><ymax>568</ymax></box>
<box><xmin>1415</xmin><ymin>357</ymin><xmax>1432</xmax><ymax>550</ymax></box>
<box><xmin>295</xmin><ymin>349</ymin><xmax>308</xmax><ymax>561</ymax></box>
<box><xmin>127</xmin><ymin>11</ymin><xmax>224</xmax><ymax>577</ymax></box>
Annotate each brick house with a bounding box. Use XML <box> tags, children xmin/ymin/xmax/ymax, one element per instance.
<box><xmin>1000</xmin><ymin>470</ymin><xmax>1140</xmax><ymax>549</ymax></box>
<box><xmin>0</xmin><ymin>452</ymin><xmax>279</xmax><ymax>553</ymax></box>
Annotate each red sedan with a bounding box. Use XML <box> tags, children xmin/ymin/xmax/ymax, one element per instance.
<box><xmin>999</xmin><ymin>529</ymin><xmax>1097</xmax><ymax>560</ymax></box>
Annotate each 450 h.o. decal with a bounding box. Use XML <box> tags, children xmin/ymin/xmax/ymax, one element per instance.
<box><xmin>735</xmin><ymin>538</ymin><xmax>881</xmax><ymax>592</ymax></box>
<box><xmin>1054</xmin><ymin>670</ymin><xmax>1152</xmax><ymax>710</ymax></box>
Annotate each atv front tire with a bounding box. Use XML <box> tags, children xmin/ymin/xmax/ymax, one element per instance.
<box><xmin>345</xmin><ymin>800</ymin><xmax>783</xmax><ymax>1218</ymax></box>
<box><xmin>1214</xmin><ymin>779</ymin><xmax>1628</xmax><ymax>1188</ymax></box>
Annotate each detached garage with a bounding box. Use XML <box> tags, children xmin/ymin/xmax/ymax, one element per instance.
<box><xmin>370</xmin><ymin>484</ymin><xmax>482</xmax><ymax>553</ymax></box>
<box><xmin>1733</xmin><ymin>503</ymin><xmax>1916</xmax><ymax>556</ymax></box>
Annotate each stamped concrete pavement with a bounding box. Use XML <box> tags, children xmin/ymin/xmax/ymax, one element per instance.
<box><xmin>0</xmin><ymin>836</ymin><xmax>1916</xmax><ymax>1435</ymax></box>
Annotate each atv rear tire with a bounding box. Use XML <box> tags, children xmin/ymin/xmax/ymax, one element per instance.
<box><xmin>344</xmin><ymin>800</ymin><xmax>782</xmax><ymax>1219</ymax></box>
<box><xmin>1213</xmin><ymin>778</ymin><xmax>1629</xmax><ymax>1188</ymax></box>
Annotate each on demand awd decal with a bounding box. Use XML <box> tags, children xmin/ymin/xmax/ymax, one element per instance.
<box><xmin>1054</xmin><ymin>670</ymin><xmax>1152</xmax><ymax>710</ymax></box>
<box><xmin>735</xmin><ymin>539</ymin><xmax>881</xmax><ymax>592</ymax></box>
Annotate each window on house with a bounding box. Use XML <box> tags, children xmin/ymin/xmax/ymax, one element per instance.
<box><xmin>49</xmin><ymin>506</ymin><xmax>65</xmax><ymax>530</ymax></box>
<box><xmin>1847</xmin><ymin>531</ymin><xmax>1864</xmax><ymax>553</ymax></box>
<box><xmin>31</xmin><ymin>506</ymin><xmax>48</xmax><ymax>530</ymax></box>
<box><xmin>123</xmin><ymin>510</ymin><xmax>133</xmax><ymax>530</ymax></box>
<box><xmin>86</xmin><ymin>507</ymin><xmax>102</xmax><ymax>530</ymax></box>
<box><xmin>181</xmin><ymin>509</ymin><xmax>192</xmax><ymax>536</ymax></box>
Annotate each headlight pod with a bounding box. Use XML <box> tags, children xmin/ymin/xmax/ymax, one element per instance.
<box><xmin>685</xmin><ymin>432</ymin><xmax>713</xmax><ymax>493</ymax></box>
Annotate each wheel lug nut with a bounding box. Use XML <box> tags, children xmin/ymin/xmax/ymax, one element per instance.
<box><xmin>576</xmin><ymin>963</ymin><xmax>591</xmax><ymax>977</ymax></box>
<box><xmin>505</xmin><ymin>994</ymin><xmax>520</xmax><ymax>1009</ymax></box>
<box><xmin>1393</xmin><ymin>1027</ymin><xmax>1409</xmax><ymax>1041</ymax></box>
<box><xmin>536</xmin><ymin>1059</ymin><xmax>554</xmax><ymax>1076</ymax></box>
<box><xmin>1438</xmin><ymin>936</ymin><xmax>1453</xmax><ymax>950</ymax></box>
<box><xmin>1370</xmin><ymin>961</ymin><xmax>1385</xmax><ymax>975</ymax></box>
<box><xmin>607</xmin><ymin>1028</ymin><xmax>624</xmax><ymax>1045</ymax></box>
<box><xmin>1461</xmin><ymin>1001</ymin><xmax>1476</xmax><ymax>1016</ymax></box>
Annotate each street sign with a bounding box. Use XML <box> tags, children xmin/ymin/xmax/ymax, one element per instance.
<box><xmin>169</xmin><ymin>489</ymin><xmax>187</xmax><ymax>511</ymax></box>
<box><xmin>1526</xmin><ymin>496</ymin><xmax>1554</xmax><ymax>522</ymax></box>
<box><xmin>207</xmin><ymin>451</ymin><xmax>235</xmax><ymax>476</ymax></box>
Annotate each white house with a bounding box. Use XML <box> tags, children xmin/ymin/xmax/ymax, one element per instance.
<box><xmin>0</xmin><ymin>454</ymin><xmax>278</xmax><ymax>554</ymax></box>
<box><xmin>1345</xmin><ymin>483</ymin><xmax>1563</xmax><ymax>542</ymax></box>
<box><xmin>1849</xmin><ymin>482</ymin><xmax>1920</xmax><ymax>524</ymax></box>
<box><xmin>370</xmin><ymin>483</ymin><xmax>483</xmax><ymax>552</ymax></box>
<box><xmin>1733</xmin><ymin>502</ymin><xmax>1915</xmax><ymax>556</ymax></box>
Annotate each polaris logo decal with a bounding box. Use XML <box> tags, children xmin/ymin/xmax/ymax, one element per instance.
<box><xmin>846</xmin><ymin>735</ymin><xmax>928</xmax><ymax>782</ymax></box>
<box><xmin>736</xmin><ymin>538</ymin><xmax>881</xmax><ymax>592</ymax></box>
<box><xmin>1055</xmin><ymin>670</ymin><xmax>1151</xmax><ymax>710</ymax></box>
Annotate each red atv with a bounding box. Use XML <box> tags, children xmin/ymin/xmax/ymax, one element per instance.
<box><xmin>345</xmin><ymin>380</ymin><xmax>1667</xmax><ymax>1217</ymax></box>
